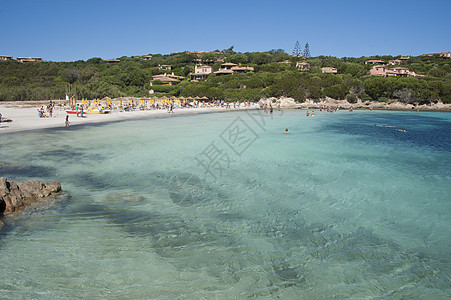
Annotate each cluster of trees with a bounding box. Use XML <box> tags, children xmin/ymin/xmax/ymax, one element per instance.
<box><xmin>292</xmin><ymin>41</ymin><xmax>310</xmax><ymax>58</ymax></box>
<box><xmin>0</xmin><ymin>48</ymin><xmax>450</xmax><ymax>103</ymax></box>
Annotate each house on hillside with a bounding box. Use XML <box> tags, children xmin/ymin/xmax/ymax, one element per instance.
<box><xmin>17</xmin><ymin>57</ymin><xmax>42</xmax><ymax>63</ymax></box>
<box><xmin>186</xmin><ymin>51</ymin><xmax>204</xmax><ymax>57</ymax></box>
<box><xmin>423</xmin><ymin>52</ymin><xmax>450</xmax><ymax>58</ymax></box>
<box><xmin>105</xmin><ymin>59</ymin><xmax>120</xmax><ymax>63</ymax></box>
<box><xmin>369</xmin><ymin>65</ymin><xmax>423</xmax><ymax>77</ymax></box>
<box><xmin>369</xmin><ymin>65</ymin><xmax>387</xmax><ymax>76</ymax></box>
<box><xmin>142</xmin><ymin>55</ymin><xmax>153</xmax><ymax>60</ymax></box>
<box><xmin>214</xmin><ymin>69</ymin><xmax>235</xmax><ymax>76</ymax></box>
<box><xmin>151</xmin><ymin>73</ymin><xmax>183</xmax><ymax>86</ymax></box>
<box><xmin>389</xmin><ymin>59</ymin><xmax>402</xmax><ymax>65</ymax></box>
<box><xmin>321</xmin><ymin>67</ymin><xmax>338</xmax><ymax>74</ymax></box>
<box><xmin>213</xmin><ymin>65</ymin><xmax>254</xmax><ymax>76</ymax></box>
<box><xmin>231</xmin><ymin>66</ymin><xmax>254</xmax><ymax>74</ymax></box>
<box><xmin>365</xmin><ymin>59</ymin><xmax>386</xmax><ymax>65</ymax></box>
<box><xmin>158</xmin><ymin>64</ymin><xmax>173</xmax><ymax>70</ymax></box>
<box><xmin>296</xmin><ymin>62</ymin><xmax>311</xmax><ymax>71</ymax></box>
<box><xmin>190</xmin><ymin>64</ymin><xmax>213</xmax><ymax>81</ymax></box>
<box><xmin>0</xmin><ymin>55</ymin><xmax>13</xmax><ymax>61</ymax></box>
<box><xmin>221</xmin><ymin>62</ymin><xmax>237</xmax><ymax>70</ymax></box>
<box><xmin>390</xmin><ymin>67</ymin><xmax>409</xmax><ymax>76</ymax></box>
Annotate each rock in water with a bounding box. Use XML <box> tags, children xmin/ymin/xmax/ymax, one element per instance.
<box><xmin>0</xmin><ymin>177</ymin><xmax>62</xmax><ymax>214</ymax></box>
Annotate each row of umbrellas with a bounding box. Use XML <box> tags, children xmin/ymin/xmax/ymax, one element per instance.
<box><xmin>65</xmin><ymin>96</ymin><xmax>210</xmax><ymax>107</ymax></box>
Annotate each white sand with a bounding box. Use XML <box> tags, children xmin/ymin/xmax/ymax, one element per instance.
<box><xmin>0</xmin><ymin>101</ymin><xmax>258</xmax><ymax>134</ymax></box>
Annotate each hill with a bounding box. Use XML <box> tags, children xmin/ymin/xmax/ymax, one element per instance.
<box><xmin>0</xmin><ymin>50</ymin><xmax>450</xmax><ymax>104</ymax></box>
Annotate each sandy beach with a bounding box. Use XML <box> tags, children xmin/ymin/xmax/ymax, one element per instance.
<box><xmin>0</xmin><ymin>101</ymin><xmax>259</xmax><ymax>134</ymax></box>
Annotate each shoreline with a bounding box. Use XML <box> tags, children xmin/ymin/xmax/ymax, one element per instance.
<box><xmin>0</xmin><ymin>101</ymin><xmax>259</xmax><ymax>134</ymax></box>
<box><xmin>260</xmin><ymin>97</ymin><xmax>451</xmax><ymax>112</ymax></box>
<box><xmin>1</xmin><ymin>98</ymin><xmax>449</xmax><ymax>134</ymax></box>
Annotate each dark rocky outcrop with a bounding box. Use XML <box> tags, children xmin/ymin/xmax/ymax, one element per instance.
<box><xmin>0</xmin><ymin>177</ymin><xmax>61</xmax><ymax>215</ymax></box>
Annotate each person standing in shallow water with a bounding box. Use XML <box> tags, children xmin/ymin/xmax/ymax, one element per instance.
<box><xmin>65</xmin><ymin>115</ymin><xmax>70</xmax><ymax>128</ymax></box>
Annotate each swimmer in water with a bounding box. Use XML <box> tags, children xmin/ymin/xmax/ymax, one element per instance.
<box><xmin>284</xmin><ymin>128</ymin><xmax>289</xmax><ymax>134</ymax></box>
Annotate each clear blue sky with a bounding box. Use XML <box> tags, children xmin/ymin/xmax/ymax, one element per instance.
<box><xmin>1</xmin><ymin>0</ymin><xmax>450</xmax><ymax>61</ymax></box>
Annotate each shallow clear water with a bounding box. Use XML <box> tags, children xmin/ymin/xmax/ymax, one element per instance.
<box><xmin>0</xmin><ymin>110</ymin><xmax>450</xmax><ymax>299</ymax></box>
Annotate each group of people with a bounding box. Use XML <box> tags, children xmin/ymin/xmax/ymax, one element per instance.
<box><xmin>73</xmin><ymin>103</ymin><xmax>86</xmax><ymax>117</ymax></box>
<box><xmin>120</xmin><ymin>99</ymin><xmax>255</xmax><ymax>112</ymax></box>
<box><xmin>37</xmin><ymin>101</ymin><xmax>56</xmax><ymax>118</ymax></box>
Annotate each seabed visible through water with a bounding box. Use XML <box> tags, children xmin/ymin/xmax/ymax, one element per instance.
<box><xmin>0</xmin><ymin>110</ymin><xmax>450</xmax><ymax>299</ymax></box>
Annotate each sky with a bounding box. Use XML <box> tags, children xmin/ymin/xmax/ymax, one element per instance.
<box><xmin>1</xmin><ymin>0</ymin><xmax>450</xmax><ymax>62</ymax></box>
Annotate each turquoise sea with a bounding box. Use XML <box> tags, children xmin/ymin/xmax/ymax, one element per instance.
<box><xmin>0</xmin><ymin>109</ymin><xmax>450</xmax><ymax>299</ymax></box>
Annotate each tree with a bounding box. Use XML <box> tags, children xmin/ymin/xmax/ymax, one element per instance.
<box><xmin>63</xmin><ymin>70</ymin><xmax>80</xmax><ymax>84</ymax></box>
<box><xmin>292</xmin><ymin>41</ymin><xmax>301</xmax><ymax>56</ymax></box>
<box><xmin>229</xmin><ymin>53</ymin><xmax>249</xmax><ymax>64</ymax></box>
<box><xmin>86</xmin><ymin>57</ymin><xmax>103</xmax><ymax>64</ymax></box>
<box><xmin>303</xmin><ymin>43</ymin><xmax>311</xmax><ymax>58</ymax></box>
<box><xmin>223</xmin><ymin>46</ymin><xmax>235</xmax><ymax>55</ymax></box>
<box><xmin>323</xmin><ymin>84</ymin><xmax>347</xmax><ymax>99</ymax></box>
<box><xmin>269</xmin><ymin>49</ymin><xmax>285</xmax><ymax>54</ymax></box>
<box><xmin>393</xmin><ymin>88</ymin><xmax>416</xmax><ymax>104</ymax></box>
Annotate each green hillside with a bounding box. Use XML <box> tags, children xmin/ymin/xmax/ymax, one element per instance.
<box><xmin>0</xmin><ymin>49</ymin><xmax>450</xmax><ymax>104</ymax></box>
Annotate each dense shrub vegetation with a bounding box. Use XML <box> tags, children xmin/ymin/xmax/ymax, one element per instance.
<box><xmin>0</xmin><ymin>50</ymin><xmax>450</xmax><ymax>103</ymax></box>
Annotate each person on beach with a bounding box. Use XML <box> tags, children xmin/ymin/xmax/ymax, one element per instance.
<box><xmin>306</xmin><ymin>111</ymin><xmax>310</xmax><ymax>116</ymax></box>
<box><xmin>65</xmin><ymin>115</ymin><xmax>70</xmax><ymax>128</ymax></box>
<box><xmin>0</xmin><ymin>112</ymin><xmax>2</xmax><ymax>123</ymax></box>
<box><xmin>48</xmin><ymin>102</ymin><xmax>53</xmax><ymax>118</ymax></box>
<box><xmin>311</xmin><ymin>111</ymin><xmax>315</xmax><ymax>116</ymax></box>
<box><xmin>284</xmin><ymin>128</ymin><xmax>289</xmax><ymax>134</ymax></box>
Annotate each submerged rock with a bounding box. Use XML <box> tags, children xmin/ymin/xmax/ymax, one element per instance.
<box><xmin>0</xmin><ymin>162</ymin><xmax>57</xmax><ymax>178</ymax></box>
<box><xmin>0</xmin><ymin>177</ymin><xmax>62</xmax><ymax>214</ymax></box>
